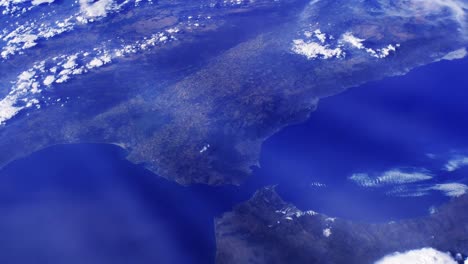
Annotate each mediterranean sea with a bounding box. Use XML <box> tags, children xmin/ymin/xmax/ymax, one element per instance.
<box><xmin>0</xmin><ymin>57</ymin><xmax>467</xmax><ymax>263</ymax></box>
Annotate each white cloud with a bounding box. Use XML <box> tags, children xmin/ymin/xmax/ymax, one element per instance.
<box><xmin>375</xmin><ymin>248</ymin><xmax>457</xmax><ymax>264</ymax></box>
<box><xmin>0</xmin><ymin>0</ymin><xmax>54</xmax><ymax>14</ymax></box>
<box><xmin>342</xmin><ymin>32</ymin><xmax>365</xmax><ymax>49</ymax></box>
<box><xmin>274</xmin><ymin>205</ymin><xmax>319</xmax><ymax>220</ymax></box>
<box><xmin>62</xmin><ymin>55</ymin><xmax>78</xmax><ymax>69</ymax></box>
<box><xmin>311</xmin><ymin>182</ymin><xmax>326</xmax><ymax>187</ymax></box>
<box><xmin>0</xmin><ymin>68</ymin><xmax>42</xmax><ymax>125</ymax></box>
<box><xmin>0</xmin><ymin>27</ymin><xmax>180</xmax><ymax>126</ymax></box>
<box><xmin>31</xmin><ymin>0</ymin><xmax>55</xmax><ymax>5</ymax></box>
<box><xmin>444</xmin><ymin>156</ymin><xmax>468</xmax><ymax>172</ymax></box>
<box><xmin>341</xmin><ymin>32</ymin><xmax>400</xmax><ymax>58</ymax></box>
<box><xmin>295</xmin><ymin>210</ymin><xmax>318</xmax><ymax>217</ymax></box>
<box><xmin>1</xmin><ymin>0</ymin><xmax>155</xmax><ymax>59</ymax></box>
<box><xmin>373</xmin><ymin>44</ymin><xmax>400</xmax><ymax>59</ymax></box>
<box><xmin>349</xmin><ymin>169</ymin><xmax>433</xmax><ymax>187</ymax></box>
<box><xmin>388</xmin><ymin>182</ymin><xmax>468</xmax><ymax>198</ymax></box>
<box><xmin>79</xmin><ymin>0</ymin><xmax>115</xmax><ymax>18</ymax></box>
<box><xmin>291</xmin><ymin>39</ymin><xmax>344</xmax><ymax>60</ymax></box>
<box><xmin>87</xmin><ymin>58</ymin><xmax>104</xmax><ymax>68</ymax></box>
<box><xmin>1</xmin><ymin>16</ymin><xmax>75</xmax><ymax>59</ymax></box>
<box><xmin>431</xmin><ymin>183</ymin><xmax>468</xmax><ymax>197</ymax></box>
<box><xmin>314</xmin><ymin>30</ymin><xmax>327</xmax><ymax>43</ymax></box>
<box><xmin>43</xmin><ymin>75</ymin><xmax>55</xmax><ymax>86</ymax></box>
<box><xmin>0</xmin><ymin>96</ymin><xmax>23</xmax><ymax>126</ymax></box>
<box><xmin>322</xmin><ymin>228</ymin><xmax>332</xmax><ymax>237</ymax></box>
<box><xmin>199</xmin><ymin>144</ymin><xmax>210</xmax><ymax>153</ymax></box>
<box><xmin>442</xmin><ymin>48</ymin><xmax>467</xmax><ymax>60</ymax></box>
<box><xmin>292</xmin><ymin>29</ymin><xmax>400</xmax><ymax>61</ymax></box>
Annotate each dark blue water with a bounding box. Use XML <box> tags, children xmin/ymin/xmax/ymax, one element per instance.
<box><xmin>261</xmin><ymin>57</ymin><xmax>468</xmax><ymax>222</ymax></box>
<box><xmin>0</xmin><ymin>144</ymin><xmax>260</xmax><ymax>264</ymax></box>
<box><xmin>0</xmin><ymin>57</ymin><xmax>467</xmax><ymax>263</ymax></box>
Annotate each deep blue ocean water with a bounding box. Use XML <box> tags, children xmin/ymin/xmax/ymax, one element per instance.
<box><xmin>0</xmin><ymin>57</ymin><xmax>467</xmax><ymax>263</ymax></box>
<box><xmin>263</xmin><ymin>57</ymin><xmax>468</xmax><ymax>222</ymax></box>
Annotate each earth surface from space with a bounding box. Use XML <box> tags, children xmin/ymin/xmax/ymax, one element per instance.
<box><xmin>1</xmin><ymin>0</ymin><xmax>468</xmax><ymax>263</ymax></box>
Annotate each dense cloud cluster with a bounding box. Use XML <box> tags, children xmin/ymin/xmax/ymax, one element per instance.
<box><xmin>375</xmin><ymin>248</ymin><xmax>459</xmax><ymax>264</ymax></box>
